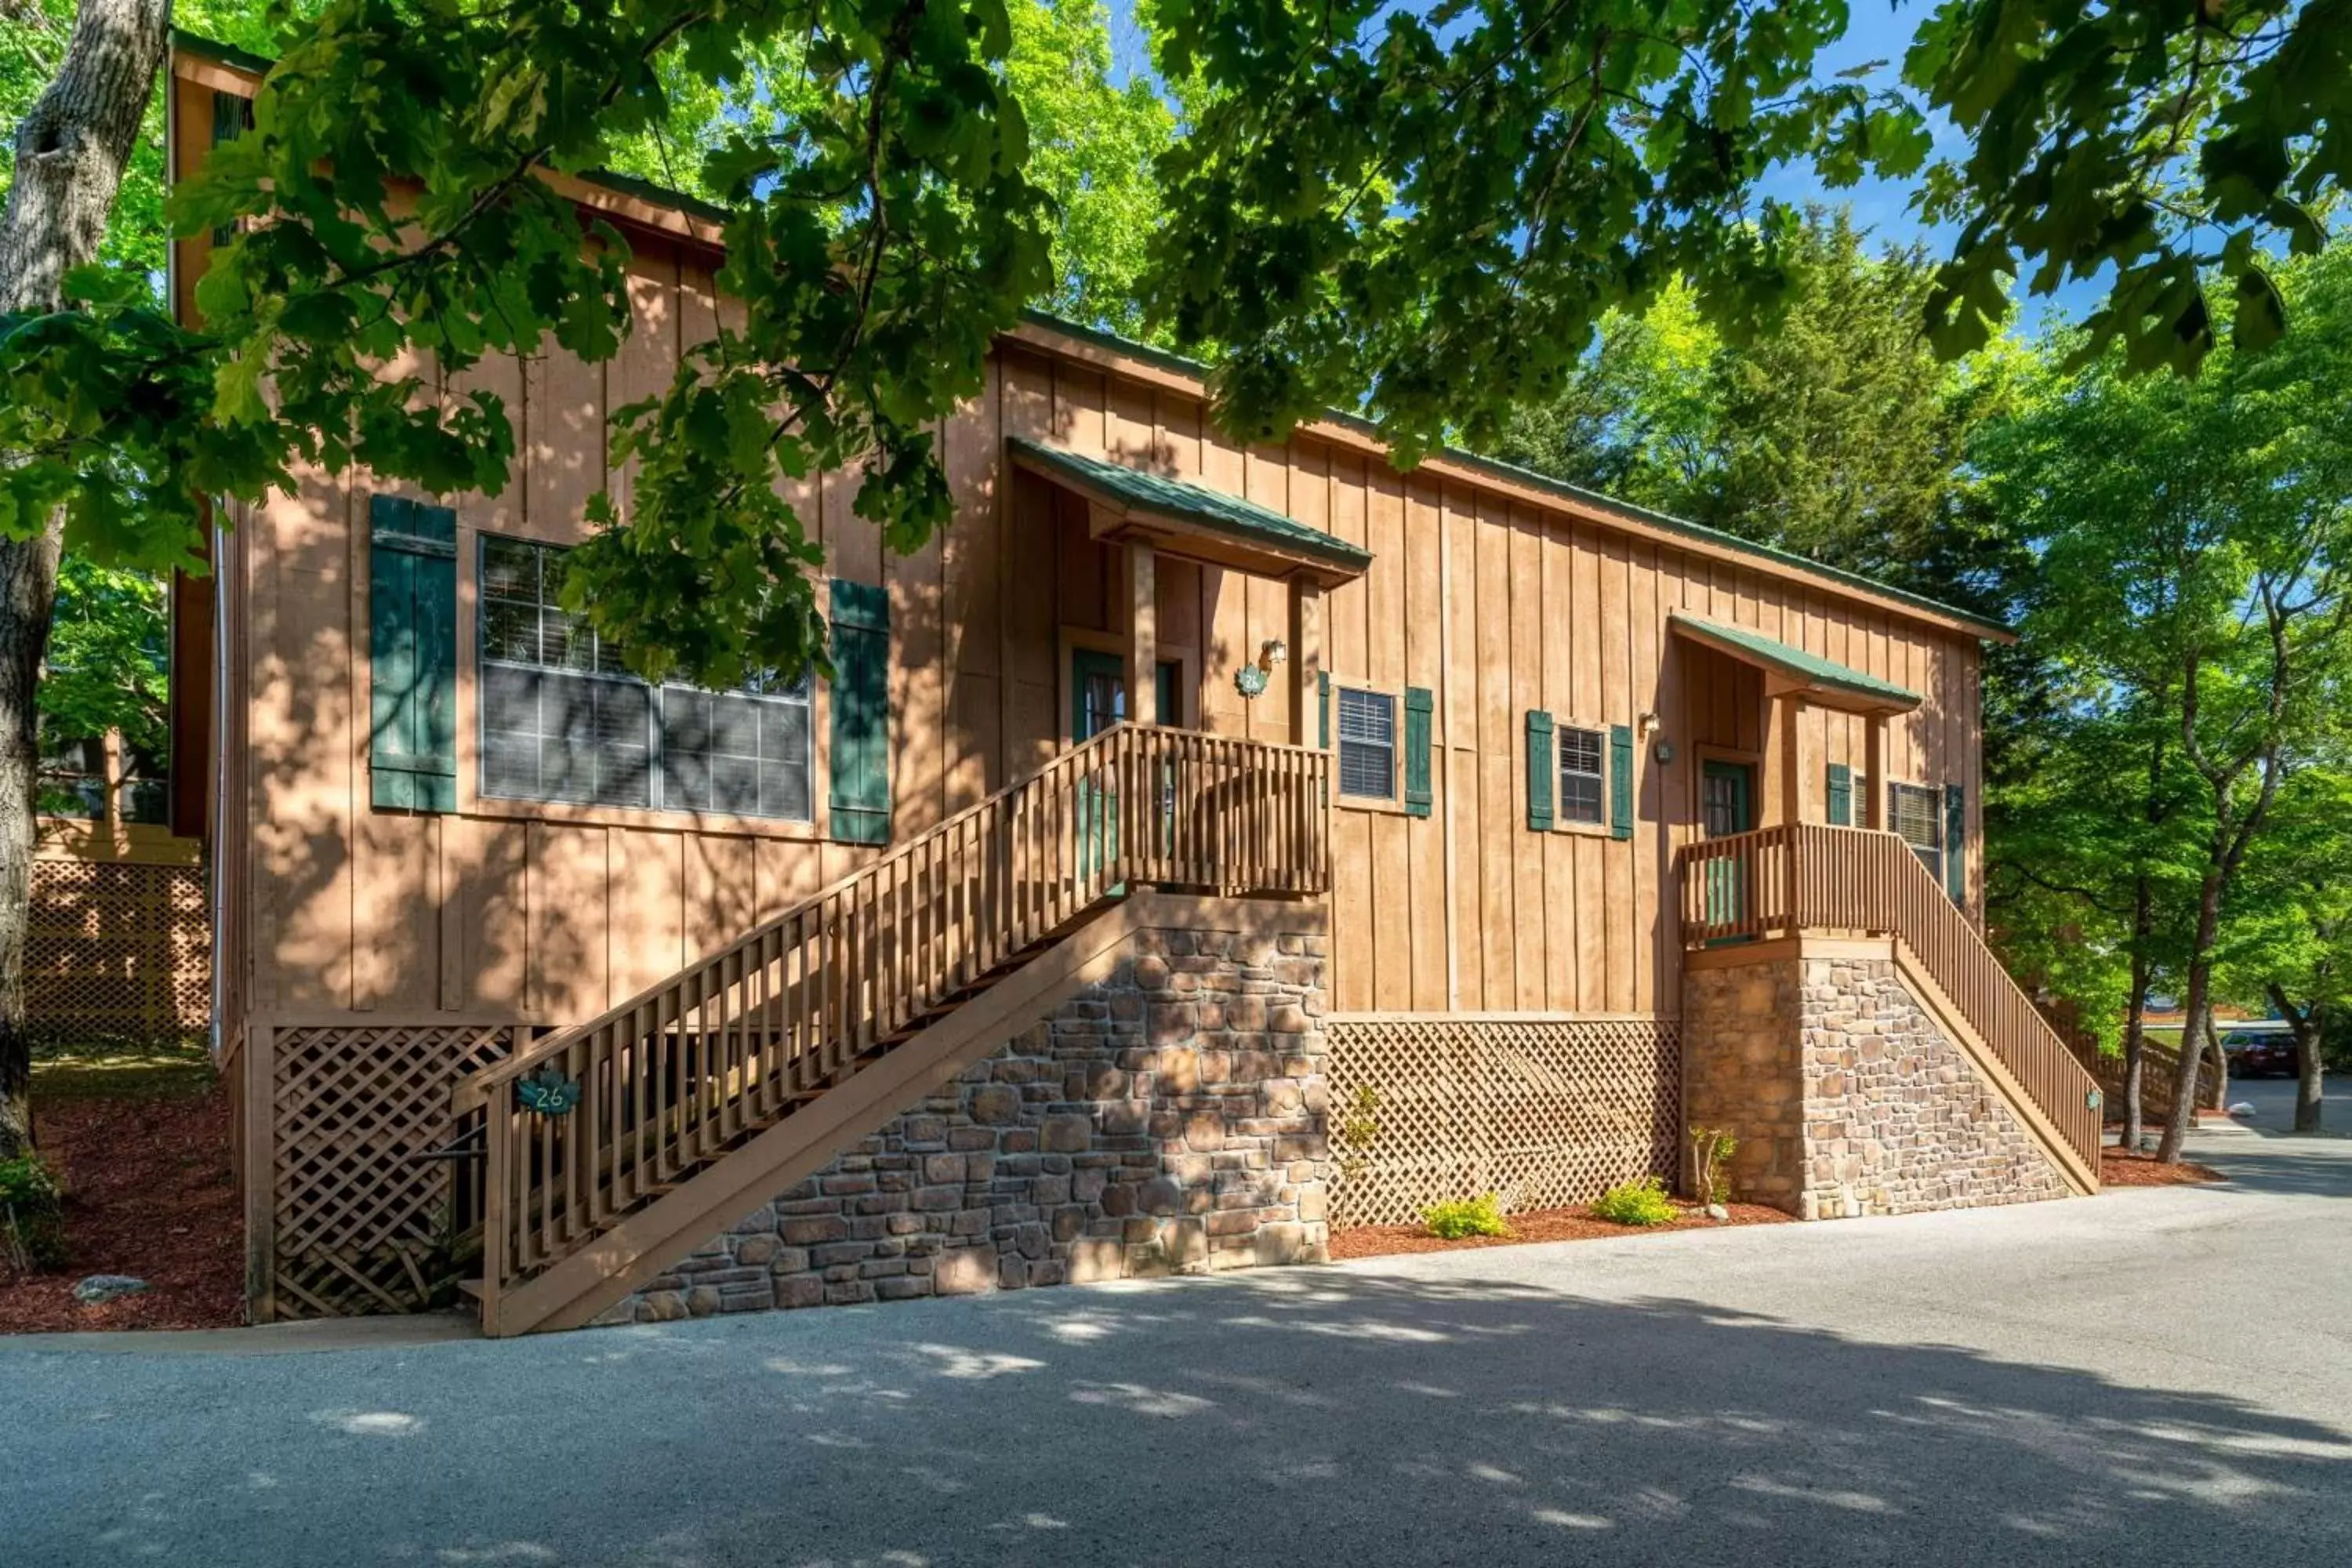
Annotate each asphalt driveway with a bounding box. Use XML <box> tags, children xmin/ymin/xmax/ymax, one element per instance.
<box><xmin>6</xmin><ymin>1123</ymin><xmax>2350</xmax><ymax>1568</ymax></box>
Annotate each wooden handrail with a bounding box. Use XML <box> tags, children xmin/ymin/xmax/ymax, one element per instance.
<box><xmin>456</xmin><ymin>724</ymin><xmax>1329</xmax><ymax>1316</ymax></box>
<box><xmin>1676</xmin><ymin>822</ymin><xmax>2103</xmax><ymax>1177</ymax></box>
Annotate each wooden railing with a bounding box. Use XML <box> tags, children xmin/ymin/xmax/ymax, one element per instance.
<box><xmin>451</xmin><ymin>723</ymin><xmax>1327</xmax><ymax>1318</ymax></box>
<box><xmin>1676</xmin><ymin>822</ymin><xmax>2102</xmax><ymax>1176</ymax></box>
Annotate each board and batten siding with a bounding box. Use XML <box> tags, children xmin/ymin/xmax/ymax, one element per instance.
<box><xmin>185</xmin><ymin>69</ymin><xmax>1983</xmax><ymax>1036</ymax></box>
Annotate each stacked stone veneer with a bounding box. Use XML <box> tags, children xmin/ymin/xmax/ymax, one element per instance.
<box><xmin>1682</xmin><ymin>960</ymin><xmax>1806</xmax><ymax>1210</ymax></box>
<box><xmin>619</xmin><ymin>919</ymin><xmax>1331</xmax><ymax>1323</ymax></box>
<box><xmin>1683</xmin><ymin>949</ymin><xmax>2071</xmax><ymax>1220</ymax></box>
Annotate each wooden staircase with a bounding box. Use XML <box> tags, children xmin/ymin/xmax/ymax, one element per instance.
<box><xmin>448</xmin><ymin>724</ymin><xmax>1329</xmax><ymax>1335</ymax></box>
<box><xmin>1677</xmin><ymin>822</ymin><xmax>2103</xmax><ymax>1191</ymax></box>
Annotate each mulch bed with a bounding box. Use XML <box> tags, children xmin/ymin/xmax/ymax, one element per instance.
<box><xmin>1</xmin><ymin>1076</ymin><xmax>243</xmax><ymax>1333</ymax></box>
<box><xmin>1329</xmin><ymin>1200</ymin><xmax>1793</xmax><ymax>1260</ymax></box>
<box><xmin>2100</xmin><ymin>1149</ymin><xmax>2228</xmax><ymax>1188</ymax></box>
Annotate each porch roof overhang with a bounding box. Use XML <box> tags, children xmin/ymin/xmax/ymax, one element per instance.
<box><xmin>1669</xmin><ymin>612</ymin><xmax>1922</xmax><ymax>716</ymax></box>
<box><xmin>1007</xmin><ymin>437</ymin><xmax>1372</xmax><ymax>589</ymax></box>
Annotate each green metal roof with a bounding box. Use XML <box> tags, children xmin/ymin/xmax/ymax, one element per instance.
<box><xmin>1022</xmin><ymin>310</ymin><xmax>2012</xmax><ymax>641</ymax></box>
<box><xmin>1008</xmin><ymin>437</ymin><xmax>1374</xmax><ymax>575</ymax></box>
<box><xmin>171</xmin><ymin>28</ymin><xmax>2008</xmax><ymax>641</ymax></box>
<box><xmin>1668</xmin><ymin>612</ymin><xmax>1921</xmax><ymax>710</ymax></box>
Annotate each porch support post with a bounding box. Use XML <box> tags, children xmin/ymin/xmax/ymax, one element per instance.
<box><xmin>1289</xmin><ymin>575</ymin><xmax>1323</xmax><ymax>749</ymax></box>
<box><xmin>1126</xmin><ymin>540</ymin><xmax>1158</xmax><ymax>725</ymax></box>
<box><xmin>1761</xmin><ymin>688</ymin><xmax>1805</xmax><ymax>826</ymax></box>
<box><xmin>1864</xmin><ymin>713</ymin><xmax>1888</xmax><ymax>829</ymax></box>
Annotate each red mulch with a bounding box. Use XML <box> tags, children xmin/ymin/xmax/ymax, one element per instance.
<box><xmin>0</xmin><ymin>1081</ymin><xmax>243</xmax><ymax>1332</ymax></box>
<box><xmin>2100</xmin><ymin>1149</ymin><xmax>2228</xmax><ymax>1188</ymax></box>
<box><xmin>1329</xmin><ymin>1200</ymin><xmax>1793</xmax><ymax>1259</ymax></box>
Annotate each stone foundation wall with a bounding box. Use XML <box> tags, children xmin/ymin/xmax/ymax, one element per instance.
<box><xmin>1681</xmin><ymin>946</ymin><xmax>2071</xmax><ymax>1219</ymax></box>
<box><xmin>618</xmin><ymin>918</ymin><xmax>1330</xmax><ymax>1323</ymax></box>
<box><xmin>1797</xmin><ymin>956</ymin><xmax>2069</xmax><ymax>1218</ymax></box>
<box><xmin>1681</xmin><ymin>960</ymin><xmax>1804</xmax><ymax>1210</ymax></box>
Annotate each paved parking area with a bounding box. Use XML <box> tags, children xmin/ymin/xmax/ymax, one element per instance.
<box><xmin>6</xmin><ymin>1123</ymin><xmax>2350</xmax><ymax>1567</ymax></box>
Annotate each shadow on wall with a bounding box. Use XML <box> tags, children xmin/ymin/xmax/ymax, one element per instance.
<box><xmin>16</xmin><ymin>1268</ymin><xmax>2348</xmax><ymax>1564</ymax></box>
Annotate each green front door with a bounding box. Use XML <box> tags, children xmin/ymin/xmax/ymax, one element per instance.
<box><xmin>1701</xmin><ymin>759</ymin><xmax>1754</xmax><ymax>938</ymax></box>
<box><xmin>1072</xmin><ymin>649</ymin><xmax>1125</xmax><ymax>880</ymax></box>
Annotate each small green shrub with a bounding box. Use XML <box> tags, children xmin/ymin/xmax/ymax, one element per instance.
<box><xmin>1590</xmin><ymin>1176</ymin><xmax>1679</xmax><ymax>1227</ymax></box>
<box><xmin>1421</xmin><ymin>1192</ymin><xmax>1512</xmax><ymax>1240</ymax></box>
<box><xmin>0</xmin><ymin>1153</ymin><xmax>67</xmax><ymax>1273</ymax></box>
<box><xmin>1334</xmin><ymin>1085</ymin><xmax>1382</xmax><ymax>1182</ymax></box>
<box><xmin>1689</xmin><ymin>1124</ymin><xmax>1738</xmax><ymax>1206</ymax></box>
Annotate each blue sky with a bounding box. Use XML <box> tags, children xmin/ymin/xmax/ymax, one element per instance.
<box><xmin>1103</xmin><ymin>0</ymin><xmax>2099</xmax><ymax>336</ymax></box>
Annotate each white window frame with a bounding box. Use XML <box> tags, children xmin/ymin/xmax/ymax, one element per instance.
<box><xmin>1334</xmin><ymin>683</ymin><xmax>1399</xmax><ymax>803</ymax></box>
<box><xmin>1887</xmin><ymin>781</ymin><xmax>1942</xmax><ymax>879</ymax></box>
<box><xmin>1556</xmin><ymin>721</ymin><xmax>1608</xmax><ymax>827</ymax></box>
<box><xmin>476</xmin><ymin>534</ymin><xmax>815</xmax><ymax>821</ymax></box>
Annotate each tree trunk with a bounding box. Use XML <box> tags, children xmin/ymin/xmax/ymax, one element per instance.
<box><xmin>2122</xmin><ymin>876</ymin><xmax>2153</xmax><ymax>1150</ymax></box>
<box><xmin>0</xmin><ymin>0</ymin><xmax>173</xmax><ymax>1160</ymax></box>
<box><xmin>2269</xmin><ymin>984</ymin><xmax>2325</xmax><ymax>1134</ymax></box>
<box><xmin>2155</xmin><ymin>877</ymin><xmax>2226</xmax><ymax>1163</ymax></box>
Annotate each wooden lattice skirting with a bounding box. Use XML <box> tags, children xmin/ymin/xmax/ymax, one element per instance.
<box><xmin>254</xmin><ymin>1023</ymin><xmax>516</xmax><ymax>1319</ymax></box>
<box><xmin>25</xmin><ymin>858</ymin><xmax>209</xmax><ymax>1047</ymax></box>
<box><xmin>1324</xmin><ymin>1013</ymin><xmax>1682</xmax><ymax>1230</ymax></box>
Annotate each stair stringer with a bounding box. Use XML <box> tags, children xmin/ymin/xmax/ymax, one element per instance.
<box><xmin>492</xmin><ymin>891</ymin><xmax>1293</xmax><ymax>1336</ymax></box>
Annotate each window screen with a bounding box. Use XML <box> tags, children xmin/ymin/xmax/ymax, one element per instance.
<box><xmin>1337</xmin><ymin>687</ymin><xmax>1396</xmax><ymax>800</ymax></box>
<box><xmin>1559</xmin><ymin>725</ymin><xmax>1606</xmax><ymax>824</ymax></box>
<box><xmin>479</xmin><ymin>537</ymin><xmax>812</xmax><ymax>819</ymax></box>
<box><xmin>1889</xmin><ymin>782</ymin><xmax>1942</xmax><ymax>877</ymax></box>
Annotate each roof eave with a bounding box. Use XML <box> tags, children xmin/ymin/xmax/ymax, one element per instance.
<box><xmin>1008</xmin><ymin>438</ymin><xmax>1370</xmax><ymax>590</ymax></box>
<box><xmin>1670</xmin><ymin>612</ymin><xmax>1923</xmax><ymax>717</ymax></box>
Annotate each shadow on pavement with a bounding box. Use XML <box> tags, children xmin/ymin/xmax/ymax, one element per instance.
<box><xmin>9</xmin><ymin>1261</ymin><xmax>2351</xmax><ymax>1566</ymax></box>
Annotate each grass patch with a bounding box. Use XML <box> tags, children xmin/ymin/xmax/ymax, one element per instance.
<box><xmin>31</xmin><ymin>1041</ymin><xmax>215</xmax><ymax>1104</ymax></box>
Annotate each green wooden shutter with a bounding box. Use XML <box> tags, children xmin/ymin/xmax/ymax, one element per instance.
<box><xmin>1826</xmin><ymin>762</ymin><xmax>1853</xmax><ymax>826</ymax></box>
<box><xmin>1403</xmin><ymin>687</ymin><xmax>1433</xmax><ymax>818</ymax></box>
<box><xmin>829</xmin><ymin>579</ymin><xmax>891</xmax><ymax>844</ymax></box>
<box><xmin>1524</xmin><ymin>710</ymin><xmax>1554</xmax><ymax>831</ymax></box>
<box><xmin>1608</xmin><ymin>723</ymin><xmax>1634</xmax><ymax>840</ymax></box>
<box><xmin>1944</xmin><ymin>782</ymin><xmax>1967</xmax><ymax>904</ymax></box>
<box><xmin>1317</xmin><ymin>670</ymin><xmax>1330</xmax><ymax>750</ymax></box>
<box><xmin>368</xmin><ymin>495</ymin><xmax>458</xmax><ymax>812</ymax></box>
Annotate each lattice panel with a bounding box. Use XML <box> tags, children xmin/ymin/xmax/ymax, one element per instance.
<box><xmin>270</xmin><ymin>1024</ymin><xmax>513</xmax><ymax>1318</ymax></box>
<box><xmin>1326</xmin><ymin>1016</ymin><xmax>1681</xmax><ymax>1229</ymax></box>
<box><xmin>25</xmin><ymin>858</ymin><xmax>209</xmax><ymax>1046</ymax></box>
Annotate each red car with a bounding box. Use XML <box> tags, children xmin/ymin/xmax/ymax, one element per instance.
<box><xmin>2220</xmin><ymin>1029</ymin><xmax>2300</xmax><ymax>1078</ymax></box>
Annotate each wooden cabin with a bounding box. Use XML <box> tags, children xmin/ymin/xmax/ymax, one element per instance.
<box><xmin>169</xmin><ymin>34</ymin><xmax>2100</xmax><ymax>1334</ymax></box>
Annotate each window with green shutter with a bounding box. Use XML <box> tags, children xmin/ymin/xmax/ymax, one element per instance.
<box><xmin>829</xmin><ymin>579</ymin><xmax>891</xmax><ymax>844</ymax></box>
<box><xmin>1403</xmin><ymin>687</ymin><xmax>1433</xmax><ymax>818</ymax></box>
<box><xmin>369</xmin><ymin>496</ymin><xmax>459</xmax><ymax>812</ymax></box>
<box><xmin>475</xmin><ymin>535</ymin><xmax>812</xmax><ymax>818</ymax></box>
<box><xmin>1945</xmin><ymin>782</ymin><xmax>1967</xmax><ymax>904</ymax></box>
<box><xmin>1559</xmin><ymin>724</ymin><xmax>1606</xmax><ymax>825</ymax></box>
<box><xmin>1826</xmin><ymin>762</ymin><xmax>1853</xmax><ymax>826</ymax></box>
<box><xmin>1524</xmin><ymin>710</ymin><xmax>1554</xmax><ymax>831</ymax></box>
<box><xmin>1889</xmin><ymin>782</ymin><xmax>1942</xmax><ymax>881</ymax></box>
<box><xmin>1318</xmin><ymin>670</ymin><xmax>1330</xmax><ymax>750</ymax></box>
<box><xmin>1608</xmin><ymin>723</ymin><xmax>1633</xmax><ymax>840</ymax></box>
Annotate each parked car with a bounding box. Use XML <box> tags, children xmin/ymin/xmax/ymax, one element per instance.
<box><xmin>2220</xmin><ymin>1029</ymin><xmax>2299</xmax><ymax>1078</ymax></box>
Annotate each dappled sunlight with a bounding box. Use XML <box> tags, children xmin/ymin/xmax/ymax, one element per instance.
<box><xmin>903</xmin><ymin>1343</ymin><xmax>1047</xmax><ymax>1380</ymax></box>
<box><xmin>310</xmin><ymin>1409</ymin><xmax>425</xmax><ymax>1438</ymax></box>
<box><xmin>432</xmin><ymin>1544</ymin><xmax>560</xmax><ymax>1564</ymax></box>
<box><xmin>1065</xmin><ymin>1381</ymin><xmax>1217</xmax><ymax>1418</ymax></box>
<box><xmin>1530</xmin><ymin>1508</ymin><xmax>1614</xmax><ymax>1530</ymax></box>
<box><xmin>14</xmin><ymin>1256</ymin><xmax>2352</xmax><ymax>1566</ymax></box>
